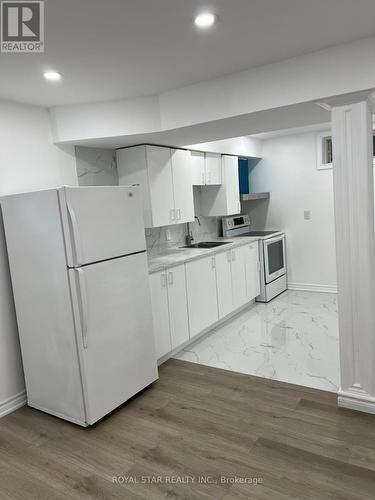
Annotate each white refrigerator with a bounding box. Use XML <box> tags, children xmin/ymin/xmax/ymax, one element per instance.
<box><xmin>1</xmin><ymin>186</ymin><xmax>158</xmax><ymax>426</ymax></box>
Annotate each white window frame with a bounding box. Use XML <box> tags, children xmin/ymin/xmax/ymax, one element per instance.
<box><xmin>316</xmin><ymin>131</ymin><xmax>333</xmax><ymax>170</ymax></box>
<box><xmin>317</xmin><ymin>129</ymin><xmax>375</xmax><ymax>171</ymax></box>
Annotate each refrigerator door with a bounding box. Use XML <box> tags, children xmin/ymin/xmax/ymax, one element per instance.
<box><xmin>59</xmin><ymin>186</ymin><xmax>146</xmax><ymax>267</ymax></box>
<box><xmin>69</xmin><ymin>252</ymin><xmax>158</xmax><ymax>425</ymax></box>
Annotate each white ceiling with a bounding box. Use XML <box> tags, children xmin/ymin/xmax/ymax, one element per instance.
<box><xmin>1</xmin><ymin>0</ymin><xmax>375</xmax><ymax>107</ymax></box>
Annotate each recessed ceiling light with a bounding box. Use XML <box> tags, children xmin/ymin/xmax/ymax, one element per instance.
<box><xmin>43</xmin><ymin>71</ymin><xmax>62</xmax><ymax>82</ymax></box>
<box><xmin>194</xmin><ymin>13</ymin><xmax>216</xmax><ymax>28</ymax></box>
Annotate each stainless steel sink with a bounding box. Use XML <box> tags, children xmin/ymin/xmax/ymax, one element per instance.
<box><xmin>181</xmin><ymin>241</ymin><xmax>231</xmax><ymax>249</ymax></box>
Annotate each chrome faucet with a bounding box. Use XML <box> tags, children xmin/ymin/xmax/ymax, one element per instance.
<box><xmin>185</xmin><ymin>216</ymin><xmax>201</xmax><ymax>246</ymax></box>
<box><xmin>185</xmin><ymin>222</ymin><xmax>194</xmax><ymax>246</ymax></box>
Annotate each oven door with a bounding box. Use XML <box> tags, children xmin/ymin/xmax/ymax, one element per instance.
<box><xmin>263</xmin><ymin>235</ymin><xmax>286</xmax><ymax>284</ymax></box>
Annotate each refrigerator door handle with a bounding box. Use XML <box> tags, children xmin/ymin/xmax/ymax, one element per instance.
<box><xmin>66</xmin><ymin>195</ymin><xmax>83</xmax><ymax>267</ymax></box>
<box><xmin>75</xmin><ymin>268</ymin><xmax>89</xmax><ymax>349</ymax></box>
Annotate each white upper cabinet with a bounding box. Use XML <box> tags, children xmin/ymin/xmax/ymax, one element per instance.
<box><xmin>200</xmin><ymin>155</ymin><xmax>241</xmax><ymax>216</ymax></box>
<box><xmin>117</xmin><ymin>145</ymin><xmax>194</xmax><ymax>228</ymax></box>
<box><xmin>205</xmin><ymin>153</ymin><xmax>222</xmax><ymax>185</ymax></box>
<box><xmin>224</xmin><ymin>155</ymin><xmax>241</xmax><ymax>215</ymax></box>
<box><xmin>147</xmin><ymin>146</ymin><xmax>175</xmax><ymax>227</ymax></box>
<box><xmin>191</xmin><ymin>151</ymin><xmax>206</xmax><ymax>185</ymax></box>
<box><xmin>191</xmin><ymin>151</ymin><xmax>222</xmax><ymax>186</ymax></box>
<box><xmin>170</xmin><ymin>149</ymin><xmax>195</xmax><ymax>224</ymax></box>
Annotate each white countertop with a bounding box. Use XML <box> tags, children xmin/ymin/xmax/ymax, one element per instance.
<box><xmin>147</xmin><ymin>236</ymin><xmax>261</xmax><ymax>274</ymax></box>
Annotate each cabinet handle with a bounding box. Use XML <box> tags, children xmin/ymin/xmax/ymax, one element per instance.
<box><xmin>202</xmin><ymin>172</ymin><xmax>205</xmax><ymax>185</ymax></box>
<box><xmin>161</xmin><ymin>273</ymin><xmax>167</xmax><ymax>287</ymax></box>
<box><xmin>168</xmin><ymin>271</ymin><xmax>174</xmax><ymax>285</ymax></box>
<box><xmin>211</xmin><ymin>256</ymin><xmax>216</xmax><ymax>269</ymax></box>
<box><xmin>176</xmin><ymin>208</ymin><xmax>181</xmax><ymax>220</ymax></box>
<box><xmin>232</xmin><ymin>250</ymin><xmax>236</xmax><ymax>261</ymax></box>
<box><xmin>170</xmin><ymin>209</ymin><xmax>175</xmax><ymax>222</ymax></box>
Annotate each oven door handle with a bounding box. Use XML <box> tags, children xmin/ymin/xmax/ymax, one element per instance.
<box><xmin>264</xmin><ymin>234</ymin><xmax>285</xmax><ymax>246</ymax></box>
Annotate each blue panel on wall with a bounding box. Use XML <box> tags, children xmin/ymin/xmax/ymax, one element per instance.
<box><xmin>238</xmin><ymin>158</ymin><xmax>250</xmax><ymax>194</ymax></box>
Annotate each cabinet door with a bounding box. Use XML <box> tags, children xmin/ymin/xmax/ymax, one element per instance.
<box><xmin>205</xmin><ymin>153</ymin><xmax>222</xmax><ymax>185</ymax></box>
<box><xmin>215</xmin><ymin>250</ymin><xmax>233</xmax><ymax>319</ymax></box>
<box><xmin>245</xmin><ymin>243</ymin><xmax>261</xmax><ymax>301</ymax></box>
<box><xmin>149</xmin><ymin>271</ymin><xmax>172</xmax><ymax>359</ymax></box>
<box><xmin>147</xmin><ymin>146</ymin><xmax>175</xmax><ymax>227</ymax></box>
<box><xmin>186</xmin><ymin>256</ymin><xmax>218</xmax><ymax>337</ymax></box>
<box><xmin>191</xmin><ymin>151</ymin><xmax>205</xmax><ymax>185</ymax></box>
<box><xmin>166</xmin><ymin>265</ymin><xmax>190</xmax><ymax>349</ymax></box>
<box><xmin>222</xmin><ymin>155</ymin><xmax>241</xmax><ymax>215</ymax></box>
<box><xmin>171</xmin><ymin>149</ymin><xmax>195</xmax><ymax>224</ymax></box>
<box><xmin>231</xmin><ymin>246</ymin><xmax>248</xmax><ymax>310</ymax></box>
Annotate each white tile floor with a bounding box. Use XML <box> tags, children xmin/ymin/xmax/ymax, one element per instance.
<box><xmin>174</xmin><ymin>290</ymin><xmax>340</xmax><ymax>392</ymax></box>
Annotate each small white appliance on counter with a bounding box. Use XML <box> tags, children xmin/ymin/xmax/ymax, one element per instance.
<box><xmin>222</xmin><ymin>215</ymin><xmax>287</xmax><ymax>302</ymax></box>
<box><xmin>1</xmin><ymin>186</ymin><xmax>158</xmax><ymax>426</ymax></box>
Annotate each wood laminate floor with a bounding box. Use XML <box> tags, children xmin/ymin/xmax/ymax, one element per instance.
<box><xmin>1</xmin><ymin>359</ymin><xmax>375</xmax><ymax>499</ymax></box>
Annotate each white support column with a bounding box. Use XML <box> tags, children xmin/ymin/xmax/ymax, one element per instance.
<box><xmin>330</xmin><ymin>96</ymin><xmax>375</xmax><ymax>413</ymax></box>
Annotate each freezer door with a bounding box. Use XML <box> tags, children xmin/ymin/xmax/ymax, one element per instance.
<box><xmin>60</xmin><ymin>186</ymin><xmax>146</xmax><ymax>267</ymax></box>
<box><xmin>69</xmin><ymin>252</ymin><xmax>158</xmax><ymax>425</ymax></box>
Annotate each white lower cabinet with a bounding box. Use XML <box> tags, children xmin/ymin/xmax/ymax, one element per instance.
<box><xmin>245</xmin><ymin>243</ymin><xmax>261</xmax><ymax>300</ymax></box>
<box><xmin>150</xmin><ymin>243</ymin><xmax>261</xmax><ymax>361</ymax></box>
<box><xmin>185</xmin><ymin>255</ymin><xmax>219</xmax><ymax>337</ymax></box>
<box><xmin>216</xmin><ymin>245</ymin><xmax>251</xmax><ymax>320</ymax></box>
<box><xmin>149</xmin><ymin>264</ymin><xmax>189</xmax><ymax>360</ymax></box>
<box><xmin>149</xmin><ymin>271</ymin><xmax>171</xmax><ymax>359</ymax></box>
<box><xmin>166</xmin><ymin>265</ymin><xmax>190</xmax><ymax>349</ymax></box>
<box><xmin>215</xmin><ymin>250</ymin><xmax>233</xmax><ymax>319</ymax></box>
<box><xmin>230</xmin><ymin>246</ymin><xmax>248</xmax><ymax>310</ymax></box>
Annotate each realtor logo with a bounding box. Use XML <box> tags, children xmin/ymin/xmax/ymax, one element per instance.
<box><xmin>1</xmin><ymin>1</ymin><xmax>44</xmax><ymax>52</ymax></box>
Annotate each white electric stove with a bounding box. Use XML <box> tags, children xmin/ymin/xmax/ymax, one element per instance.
<box><xmin>222</xmin><ymin>215</ymin><xmax>287</xmax><ymax>302</ymax></box>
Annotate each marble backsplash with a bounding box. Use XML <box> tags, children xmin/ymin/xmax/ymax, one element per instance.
<box><xmin>146</xmin><ymin>215</ymin><xmax>221</xmax><ymax>256</ymax></box>
<box><xmin>76</xmin><ymin>146</ymin><xmax>118</xmax><ymax>186</ymax></box>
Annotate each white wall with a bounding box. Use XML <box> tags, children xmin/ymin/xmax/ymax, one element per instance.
<box><xmin>248</xmin><ymin>131</ymin><xmax>337</xmax><ymax>292</ymax></box>
<box><xmin>0</xmin><ymin>99</ymin><xmax>77</xmax><ymax>414</ymax></box>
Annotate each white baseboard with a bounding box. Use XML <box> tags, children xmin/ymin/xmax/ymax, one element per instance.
<box><xmin>0</xmin><ymin>391</ymin><xmax>27</xmax><ymax>418</ymax></box>
<box><xmin>338</xmin><ymin>390</ymin><xmax>375</xmax><ymax>415</ymax></box>
<box><xmin>288</xmin><ymin>282</ymin><xmax>337</xmax><ymax>294</ymax></box>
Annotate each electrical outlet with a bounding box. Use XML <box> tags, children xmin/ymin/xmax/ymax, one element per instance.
<box><xmin>304</xmin><ymin>210</ymin><xmax>311</xmax><ymax>220</ymax></box>
<box><xmin>166</xmin><ymin>229</ymin><xmax>172</xmax><ymax>241</ymax></box>
<box><xmin>145</xmin><ymin>228</ymin><xmax>152</xmax><ymax>237</ymax></box>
